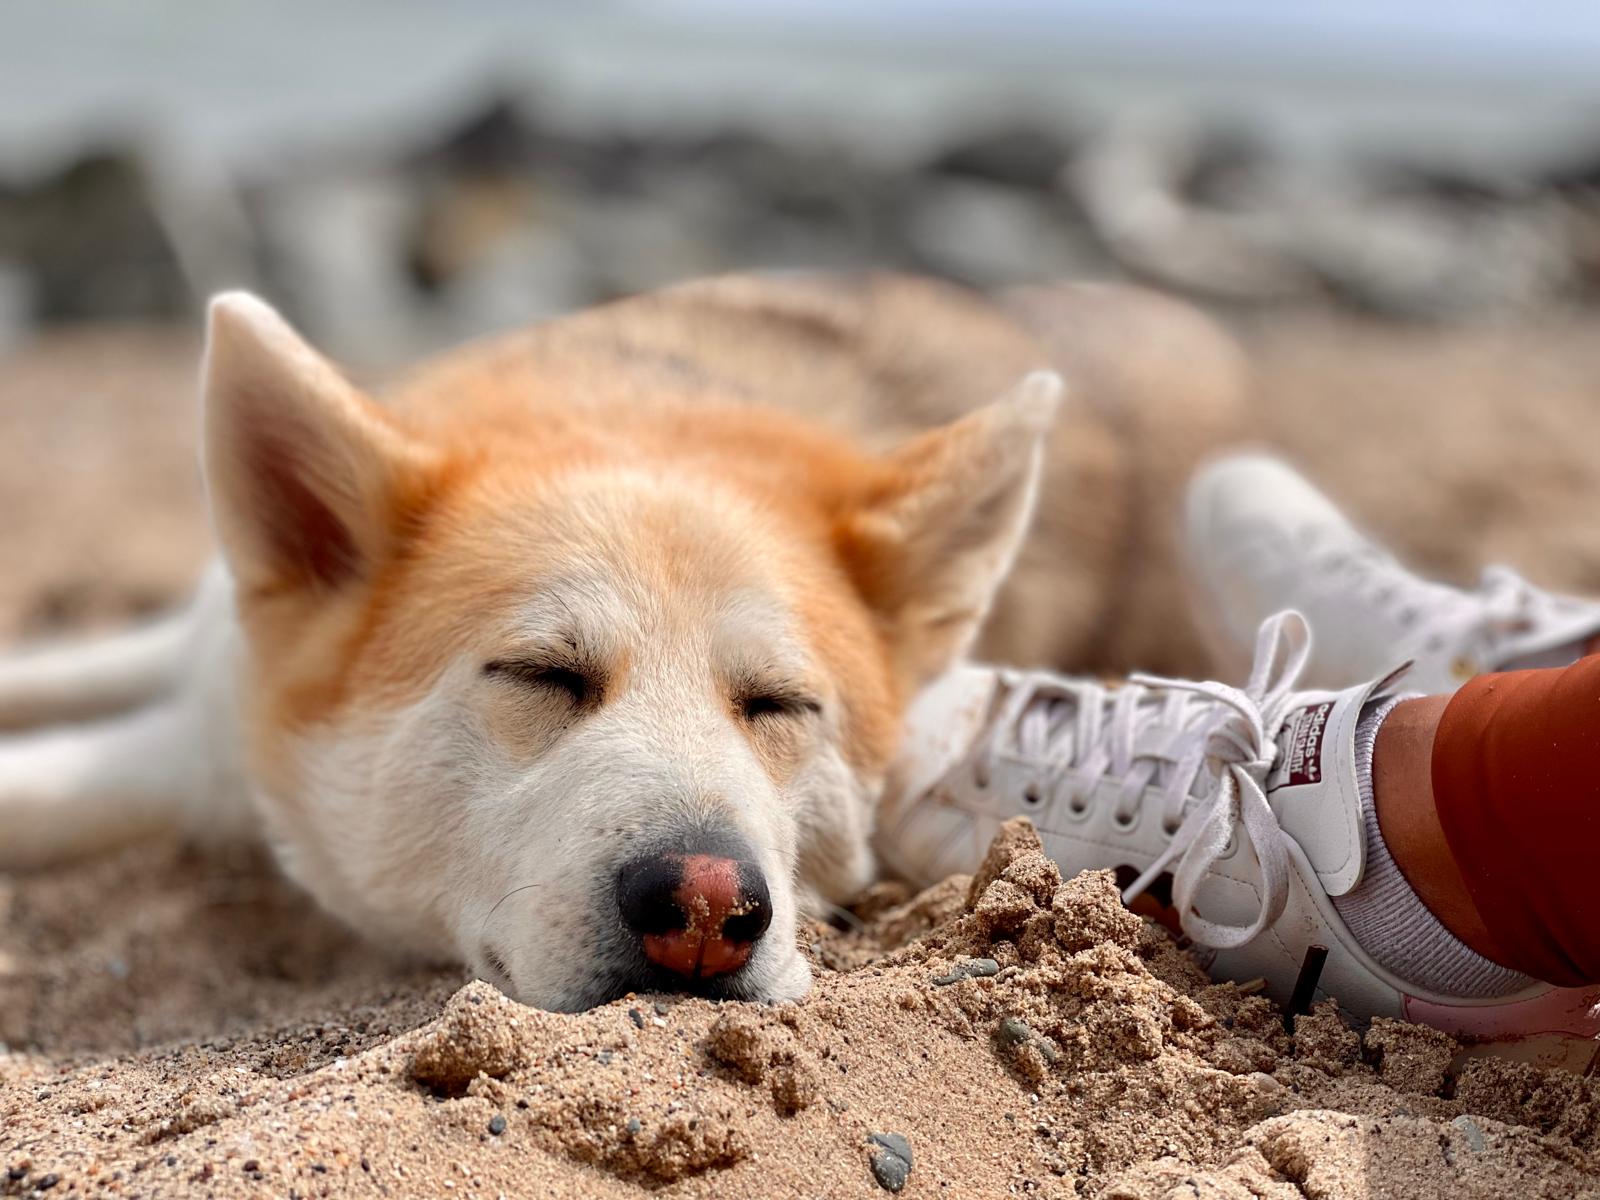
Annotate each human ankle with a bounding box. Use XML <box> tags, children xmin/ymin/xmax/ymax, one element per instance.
<box><xmin>1327</xmin><ymin>694</ymin><xmax>1529</xmax><ymax>996</ymax></box>
<box><xmin>1370</xmin><ymin>695</ymin><xmax>1504</xmax><ymax>960</ymax></box>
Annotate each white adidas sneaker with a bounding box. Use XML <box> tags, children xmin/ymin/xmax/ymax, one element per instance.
<box><xmin>877</xmin><ymin>612</ymin><xmax>1600</xmax><ymax>1071</ymax></box>
<box><xmin>1184</xmin><ymin>454</ymin><xmax>1600</xmax><ymax>694</ymax></box>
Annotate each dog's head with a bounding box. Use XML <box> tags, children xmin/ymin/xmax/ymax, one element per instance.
<box><xmin>201</xmin><ymin>293</ymin><xmax>1057</xmax><ymax>1010</ymax></box>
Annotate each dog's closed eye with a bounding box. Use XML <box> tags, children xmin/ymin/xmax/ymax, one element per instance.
<box><xmin>484</xmin><ymin>659</ymin><xmax>602</xmax><ymax>709</ymax></box>
<box><xmin>738</xmin><ymin>690</ymin><xmax>822</xmax><ymax>723</ymax></box>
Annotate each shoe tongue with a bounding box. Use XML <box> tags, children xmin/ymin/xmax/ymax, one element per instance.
<box><xmin>1264</xmin><ymin>685</ymin><xmax>1381</xmax><ymax>898</ymax></box>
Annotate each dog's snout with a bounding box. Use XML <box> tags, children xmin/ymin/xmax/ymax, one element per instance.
<box><xmin>616</xmin><ymin>845</ymin><xmax>773</xmax><ymax>979</ymax></box>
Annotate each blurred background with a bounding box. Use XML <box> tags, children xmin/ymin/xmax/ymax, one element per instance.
<box><xmin>4</xmin><ymin>0</ymin><xmax>1600</xmax><ymax>640</ymax></box>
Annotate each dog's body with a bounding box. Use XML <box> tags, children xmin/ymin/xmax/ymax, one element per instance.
<box><xmin>0</xmin><ymin>272</ymin><xmax>1243</xmax><ymax>1010</ymax></box>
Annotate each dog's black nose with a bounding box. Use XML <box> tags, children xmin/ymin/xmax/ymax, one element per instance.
<box><xmin>616</xmin><ymin>841</ymin><xmax>772</xmax><ymax>978</ymax></box>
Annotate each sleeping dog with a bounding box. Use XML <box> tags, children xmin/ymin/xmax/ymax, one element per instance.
<box><xmin>0</xmin><ymin>273</ymin><xmax>1242</xmax><ymax>1010</ymax></box>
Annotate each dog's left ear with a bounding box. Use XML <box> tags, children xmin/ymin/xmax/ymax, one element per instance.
<box><xmin>839</xmin><ymin>370</ymin><xmax>1062</xmax><ymax>689</ymax></box>
<box><xmin>201</xmin><ymin>292</ymin><xmax>435</xmax><ymax>598</ymax></box>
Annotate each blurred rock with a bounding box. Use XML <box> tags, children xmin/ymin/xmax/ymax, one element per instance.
<box><xmin>403</xmin><ymin>93</ymin><xmax>650</xmax><ymax>195</ymax></box>
<box><xmin>0</xmin><ymin>264</ymin><xmax>32</xmax><ymax>352</ymax></box>
<box><xmin>1069</xmin><ymin>120</ymin><xmax>1319</xmax><ymax>303</ymax></box>
<box><xmin>1067</xmin><ymin>118</ymin><xmax>1578</xmax><ymax>318</ymax></box>
<box><xmin>1542</xmin><ymin>146</ymin><xmax>1600</xmax><ymax>295</ymax></box>
<box><xmin>1290</xmin><ymin>194</ymin><xmax>1572</xmax><ymax>318</ymax></box>
<box><xmin>928</xmin><ymin>124</ymin><xmax>1077</xmax><ymax>190</ymax></box>
<box><xmin>246</xmin><ymin>174</ymin><xmax>426</xmax><ymax>364</ymax></box>
<box><xmin>0</xmin><ymin>151</ymin><xmax>190</xmax><ymax>323</ymax></box>
<box><xmin>902</xmin><ymin>178</ymin><xmax>1100</xmax><ymax>286</ymax></box>
<box><xmin>3</xmin><ymin>97</ymin><xmax>1600</xmax><ymax>354</ymax></box>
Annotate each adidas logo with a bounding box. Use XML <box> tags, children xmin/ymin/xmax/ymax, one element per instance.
<box><xmin>1272</xmin><ymin>701</ymin><xmax>1333</xmax><ymax>790</ymax></box>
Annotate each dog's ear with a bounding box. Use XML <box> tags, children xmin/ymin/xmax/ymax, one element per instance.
<box><xmin>839</xmin><ymin>370</ymin><xmax>1062</xmax><ymax>689</ymax></box>
<box><xmin>202</xmin><ymin>292</ymin><xmax>433</xmax><ymax>596</ymax></box>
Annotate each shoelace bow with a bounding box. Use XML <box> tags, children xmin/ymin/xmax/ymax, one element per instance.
<box><xmin>967</xmin><ymin>611</ymin><xmax>1313</xmax><ymax>951</ymax></box>
<box><xmin>1304</xmin><ymin>537</ymin><xmax>1542</xmax><ymax>664</ymax></box>
<box><xmin>1448</xmin><ymin>564</ymin><xmax>1545</xmax><ymax>660</ymax></box>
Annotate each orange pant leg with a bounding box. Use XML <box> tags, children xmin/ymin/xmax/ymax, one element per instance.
<box><xmin>1432</xmin><ymin>657</ymin><xmax>1600</xmax><ymax>986</ymax></box>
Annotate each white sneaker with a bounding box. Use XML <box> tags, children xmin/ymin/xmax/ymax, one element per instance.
<box><xmin>1184</xmin><ymin>454</ymin><xmax>1600</xmax><ymax>694</ymax></box>
<box><xmin>878</xmin><ymin>612</ymin><xmax>1600</xmax><ymax>1070</ymax></box>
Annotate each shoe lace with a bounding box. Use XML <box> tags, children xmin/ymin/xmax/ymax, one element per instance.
<box><xmin>1434</xmin><ymin>564</ymin><xmax>1547</xmax><ymax>664</ymax></box>
<box><xmin>1301</xmin><ymin>536</ymin><xmax>1543</xmax><ymax>665</ymax></box>
<box><xmin>966</xmin><ymin>611</ymin><xmax>1313</xmax><ymax>951</ymax></box>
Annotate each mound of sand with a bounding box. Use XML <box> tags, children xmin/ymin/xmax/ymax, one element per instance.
<box><xmin>5</xmin><ymin>820</ymin><xmax>1598</xmax><ymax>1198</ymax></box>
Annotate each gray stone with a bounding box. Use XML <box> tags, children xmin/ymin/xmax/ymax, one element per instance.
<box><xmin>1452</xmin><ymin>1115</ymin><xmax>1487</xmax><ymax>1153</ymax></box>
<box><xmin>933</xmin><ymin>957</ymin><xmax>1002</xmax><ymax>986</ymax></box>
<box><xmin>868</xmin><ymin>1133</ymin><xmax>912</xmax><ymax>1166</ymax></box>
<box><xmin>867</xmin><ymin>1132</ymin><xmax>913</xmax><ymax>1193</ymax></box>
<box><xmin>998</xmin><ymin>1017</ymin><xmax>1032</xmax><ymax>1046</ymax></box>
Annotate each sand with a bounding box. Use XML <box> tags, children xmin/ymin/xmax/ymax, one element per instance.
<box><xmin>6</xmin><ymin>317</ymin><xmax>1600</xmax><ymax>1197</ymax></box>
<box><xmin>5</xmin><ymin>821</ymin><xmax>1599</xmax><ymax>1198</ymax></box>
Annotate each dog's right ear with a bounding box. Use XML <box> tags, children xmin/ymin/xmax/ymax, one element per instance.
<box><xmin>202</xmin><ymin>292</ymin><xmax>433</xmax><ymax>596</ymax></box>
<box><xmin>837</xmin><ymin>370</ymin><xmax>1061</xmax><ymax>691</ymax></box>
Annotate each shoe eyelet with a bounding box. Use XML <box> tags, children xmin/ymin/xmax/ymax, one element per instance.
<box><xmin>1064</xmin><ymin>794</ymin><xmax>1091</xmax><ymax>821</ymax></box>
<box><xmin>1161</xmin><ymin>817</ymin><xmax>1180</xmax><ymax>837</ymax></box>
<box><xmin>973</xmin><ymin>765</ymin><xmax>991</xmax><ymax>791</ymax></box>
<box><xmin>1112</xmin><ymin>809</ymin><xmax>1138</xmax><ymax>832</ymax></box>
<box><xmin>1022</xmin><ymin>783</ymin><xmax>1043</xmax><ymax>808</ymax></box>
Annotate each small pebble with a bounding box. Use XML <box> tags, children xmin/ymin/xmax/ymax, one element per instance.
<box><xmin>241</xmin><ymin>1161</ymin><xmax>259</xmax><ymax>1174</ymax></box>
<box><xmin>1452</xmin><ymin>1115</ymin><xmax>1487</xmax><ymax>1153</ymax></box>
<box><xmin>653</xmin><ymin>1001</ymin><xmax>669</xmax><ymax>1016</ymax></box>
<box><xmin>597</xmin><ymin>1051</ymin><xmax>613</xmax><ymax>1065</ymax></box>
<box><xmin>932</xmin><ymin>957</ymin><xmax>1002</xmax><ymax>985</ymax></box>
<box><xmin>998</xmin><ymin>1017</ymin><xmax>1032</xmax><ymax>1046</ymax></box>
<box><xmin>867</xmin><ymin>1132</ymin><xmax>913</xmax><ymax>1193</ymax></box>
<box><xmin>6</xmin><ymin>1167</ymin><xmax>27</xmax><ymax>1181</ymax></box>
<box><xmin>625</xmin><ymin>1117</ymin><xmax>642</xmax><ymax>1136</ymax></box>
<box><xmin>628</xmin><ymin>1008</ymin><xmax>646</xmax><ymax>1029</ymax></box>
<box><xmin>1244</xmin><ymin>1071</ymin><xmax>1285</xmax><ymax>1115</ymax></box>
<box><xmin>37</xmin><ymin>1175</ymin><xmax>59</xmax><ymax>1192</ymax></box>
<box><xmin>487</xmin><ymin>1114</ymin><xmax>507</xmax><ymax>1136</ymax></box>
